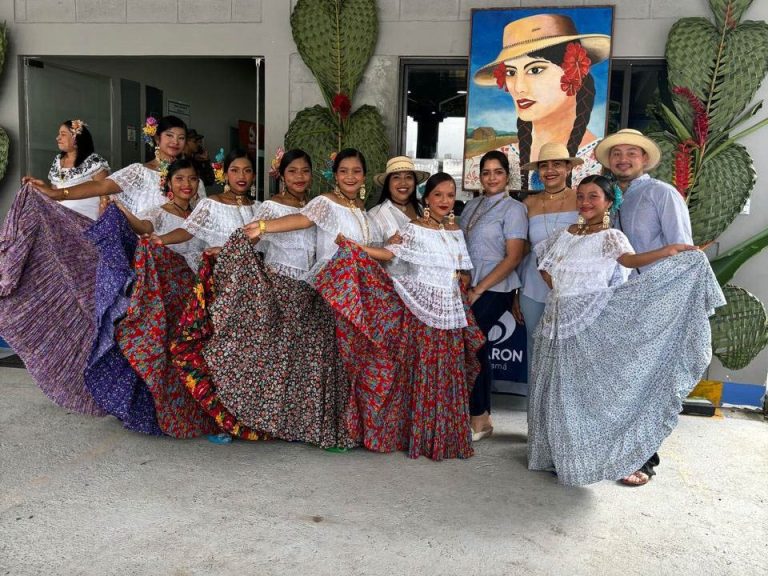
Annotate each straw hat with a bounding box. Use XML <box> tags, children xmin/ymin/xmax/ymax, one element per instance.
<box><xmin>374</xmin><ymin>156</ymin><xmax>430</xmax><ymax>188</ymax></box>
<box><xmin>474</xmin><ymin>14</ymin><xmax>611</xmax><ymax>86</ymax></box>
<box><xmin>594</xmin><ymin>129</ymin><xmax>662</xmax><ymax>171</ymax></box>
<box><xmin>519</xmin><ymin>142</ymin><xmax>584</xmax><ymax>171</ymax></box>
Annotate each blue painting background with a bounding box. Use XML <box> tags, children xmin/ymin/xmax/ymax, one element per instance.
<box><xmin>466</xmin><ymin>7</ymin><xmax>614</xmax><ymax>138</ymax></box>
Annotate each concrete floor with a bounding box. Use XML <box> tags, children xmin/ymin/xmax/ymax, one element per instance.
<box><xmin>1</xmin><ymin>367</ymin><xmax>766</xmax><ymax>576</ymax></box>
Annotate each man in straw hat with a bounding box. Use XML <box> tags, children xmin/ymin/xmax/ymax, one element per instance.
<box><xmin>594</xmin><ymin>128</ymin><xmax>693</xmax><ymax>486</ymax></box>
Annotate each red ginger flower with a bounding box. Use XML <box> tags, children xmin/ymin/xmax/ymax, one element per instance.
<box><xmin>560</xmin><ymin>42</ymin><xmax>591</xmax><ymax>96</ymax></box>
<box><xmin>332</xmin><ymin>93</ymin><xmax>351</xmax><ymax>120</ymax></box>
<box><xmin>673</xmin><ymin>139</ymin><xmax>697</xmax><ymax>198</ymax></box>
<box><xmin>672</xmin><ymin>86</ymin><xmax>709</xmax><ymax>147</ymax></box>
<box><xmin>493</xmin><ymin>62</ymin><xmax>509</xmax><ymax>92</ymax></box>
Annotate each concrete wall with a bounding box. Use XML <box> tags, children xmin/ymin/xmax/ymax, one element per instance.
<box><xmin>2</xmin><ymin>0</ymin><xmax>768</xmax><ymax>385</ymax></box>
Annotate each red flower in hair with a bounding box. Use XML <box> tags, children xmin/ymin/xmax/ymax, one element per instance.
<box><xmin>331</xmin><ymin>93</ymin><xmax>352</xmax><ymax>120</ymax></box>
<box><xmin>493</xmin><ymin>62</ymin><xmax>509</xmax><ymax>92</ymax></box>
<box><xmin>560</xmin><ymin>42</ymin><xmax>591</xmax><ymax>96</ymax></box>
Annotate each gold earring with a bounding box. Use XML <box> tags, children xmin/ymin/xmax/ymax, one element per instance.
<box><xmin>448</xmin><ymin>209</ymin><xmax>455</xmax><ymax>225</ymax></box>
<box><xmin>359</xmin><ymin>184</ymin><xmax>366</xmax><ymax>201</ymax></box>
<box><xmin>224</xmin><ymin>183</ymin><xmax>231</xmax><ymax>194</ymax></box>
<box><xmin>334</xmin><ymin>184</ymin><xmax>340</xmax><ymax>194</ymax></box>
<box><xmin>250</xmin><ymin>184</ymin><xmax>257</xmax><ymax>195</ymax></box>
<box><xmin>423</xmin><ymin>206</ymin><xmax>431</xmax><ymax>220</ymax></box>
<box><xmin>577</xmin><ymin>214</ymin><xmax>586</xmax><ymax>229</ymax></box>
<box><xmin>280</xmin><ymin>180</ymin><xmax>286</xmax><ymax>196</ymax></box>
<box><xmin>602</xmin><ymin>210</ymin><xmax>611</xmax><ymax>229</ymax></box>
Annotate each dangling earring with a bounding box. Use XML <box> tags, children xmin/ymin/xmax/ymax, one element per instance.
<box><xmin>334</xmin><ymin>184</ymin><xmax>341</xmax><ymax>194</ymax></box>
<box><xmin>250</xmin><ymin>184</ymin><xmax>257</xmax><ymax>195</ymax></box>
<box><xmin>448</xmin><ymin>209</ymin><xmax>455</xmax><ymax>225</ymax></box>
<box><xmin>224</xmin><ymin>182</ymin><xmax>231</xmax><ymax>194</ymax></box>
<box><xmin>359</xmin><ymin>183</ymin><xmax>366</xmax><ymax>201</ymax></box>
<box><xmin>602</xmin><ymin>210</ymin><xmax>611</xmax><ymax>229</ymax></box>
<box><xmin>167</xmin><ymin>191</ymin><xmax>174</xmax><ymax>201</ymax></box>
<box><xmin>280</xmin><ymin>180</ymin><xmax>286</xmax><ymax>197</ymax></box>
<box><xmin>423</xmin><ymin>205</ymin><xmax>431</xmax><ymax>221</ymax></box>
<box><xmin>577</xmin><ymin>214</ymin><xmax>586</xmax><ymax>231</ymax></box>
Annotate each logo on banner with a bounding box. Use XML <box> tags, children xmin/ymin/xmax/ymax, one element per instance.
<box><xmin>488</xmin><ymin>310</ymin><xmax>517</xmax><ymax>346</ymax></box>
<box><xmin>488</xmin><ymin>310</ymin><xmax>526</xmax><ymax>381</ymax></box>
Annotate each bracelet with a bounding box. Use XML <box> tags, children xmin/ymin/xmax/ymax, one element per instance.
<box><xmin>258</xmin><ymin>219</ymin><xmax>267</xmax><ymax>234</ymax></box>
<box><xmin>61</xmin><ymin>188</ymin><xmax>70</xmax><ymax>199</ymax></box>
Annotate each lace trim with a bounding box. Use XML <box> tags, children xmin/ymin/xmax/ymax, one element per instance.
<box><xmin>389</xmin><ymin>224</ymin><xmax>472</xmax><ymax>270</ymax></box>
<box><xmin>184</xmin><ymin>198</ymin><xmax>260</xmax><ymax>247</ymax></box>
<box><xmin>392</xmin><ymin>276</ymin><xmax>467</xmax><ymax>329</ymax></box>
<box><xmin>49</xmin><ymin>153</ymin><xmax>110</xmax><ymax>187</ymax></box>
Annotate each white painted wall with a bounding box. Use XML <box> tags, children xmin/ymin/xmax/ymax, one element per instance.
<box><xmin>1</xmin><ymin>0</ymin><xmax>767</xmax><ymax>384</ymax></box>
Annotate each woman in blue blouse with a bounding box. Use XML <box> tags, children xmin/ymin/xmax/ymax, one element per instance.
<box><xmin>460</xmin><ymin>150</ymin><xmax>528</xmax><ymax>441</ymax></box>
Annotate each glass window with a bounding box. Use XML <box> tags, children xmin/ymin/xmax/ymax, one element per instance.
<box><xmin>608</xmin><ymin>59</ymin><xmax>669</xmax><ymax>133</ymax></box>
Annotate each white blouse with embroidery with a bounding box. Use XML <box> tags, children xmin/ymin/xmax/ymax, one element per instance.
<box><xmin>367</xmin><ymin>200</ymin><xmax>412</xmax><ymax>240</ymax></box>
<box><xmin>107</xmin><ymin>163</ymin><xmax>208</xmax><ymax>217</ymax></box>
<box><xmin>253</xmin><ymin>200</ymin><xmax>316</xmax><ymax>280</ymax></box>
<box><xmin>301</xmin><ymin>195</ymin><xmax>383</xmax><ymax>278</ymax></box>
<box><xmin>535</xmin><ymin>227</ymin><xmax>635</xmax><ymax>339</ymax></box>
<box><xmin>137</xmin><ymin>205</ymin><xmax>207</xmax><ymax>272</ymax></box>
<box><xmin>49</xmin><ymin>153</ymin><xmax>110</xmax><ymax>220</ymax></box>
<box><xmin>388</xmin><ymin>223</ymin><xmax>473</xmax><ymax>330</ymax></box>
<box><xmin>183</xmin><ymin>196</ymin><xmax>262</xmax><ymax>247</ymax></box>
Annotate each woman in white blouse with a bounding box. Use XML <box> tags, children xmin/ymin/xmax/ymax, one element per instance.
<box><xmin>368</xmin><ymin>156</ymin><xmax>428</xmax><ymax>239</ymax></box>
<box><xmin>47</xmin><ymin>119</ymin><xmax>110</xmax><ymax>220</ymax></box>
<box><xmin>358</xmin><ymin>172</ymin><xmax>485</xmax><ymax>460</ymax></box>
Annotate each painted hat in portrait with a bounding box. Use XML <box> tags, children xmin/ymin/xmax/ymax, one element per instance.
<box><xmin>374</xmin><ymin>156</ymin><xmax>431</xmax><ymax>188</ymax></box>
<box><xmin>519</xmin><ymin>142</ymin><xmax>584</xmax><ymax>171</ymax></box>
<box><xmin>594</xmin><ymin>129</ymin><xmax>662</xmax><ymax>171</ymax></box>
<box><xmin>474</xmin><ymin>14</ymin><xmax>611</xmax><ymax>86</ymax></box>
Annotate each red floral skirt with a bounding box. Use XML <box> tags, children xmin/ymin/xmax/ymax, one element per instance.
<box><xmin>117</xmin><ymin>240</ymin><xmax>220</xmax><ymax>438</ymax></box>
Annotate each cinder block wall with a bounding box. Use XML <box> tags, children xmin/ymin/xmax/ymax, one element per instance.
<box><xmin>2</xmin><ymin>0</ymin><xmax>767</xmax><ymax>385</ymax></box>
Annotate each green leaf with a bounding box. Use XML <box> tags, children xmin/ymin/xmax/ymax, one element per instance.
<box><xmin>284</xmin><ymin>106</ymin><xmax>338</xmax><ymax>198</ymax></box>
<box><xmin>0</xmin><ymin>23</ymin><xmax>6</xmax><ymax>80</ymax></box>
<box><xmin>710</xmin><ymin>284</ymin><xmax>768</xmax><ymax>370</ymax></box>
<box><xmin>659</xmin><ymin>102</ymin><xmax>693</xmax><ymax>142</ymax></box>
<box><xmin>709</xmin><ymin>227</ymin><xmax>768</xmax><ymax>284</ymax></box>
<box><xmin>687</xmin><ymin>143</ymin><xmax>754</xmax><ymax>244</ymax></box>
<box><xmin>648</xmin><ymin>132</ymin><xmax>677</xmax><ymax>185</ymax></box>
<box><xmin>0</xmin><ymin>127</ymin><xmax>8</xmax><ymax>183</ymax></box>
<box><xmin>342</xmin><ymin>105</ymin><xmax>389</xmax><ymax>207</ymax></box>
<box><xmin>709</xmin><ymin>0</ymin><xmax>754</xmax><ymax>32</ymax></box>
<box><xmin>291</xmin><ymin>0</ymin><xmax>378</xmax><ymax>103</ymax></box>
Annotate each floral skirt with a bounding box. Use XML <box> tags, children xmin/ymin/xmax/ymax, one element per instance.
<box><xmin>0</xmin><ymin>185</ymin><xmax>104</xmax><ymax>415</ymax></box>
<box><xmin>117</xmin><ymin>239</ymin><xmax>219</xmax><ymax>438</ymax></box>
<box><xmin>528</xmin><ymin>250</ymin><xmax>726</xmax><ymax>485</ymax></box>
<box><xmin>83</xmin><ymin>206</ymin><xmax>162</xmax><ymax>434</ymax></box>
<box><xmin>170</xmin><ymin>251</ymin><xmax>264</xmax><ymax>440</ymax></box>
<box><xmin>202</xmin><ymin>230</ymin><xmax>354</xmax><ymax>448</ymax></box>
<box><xmin>396</xmin><ymin>307</ymin><xmax>484</xmax><ymax>460</ymax></box>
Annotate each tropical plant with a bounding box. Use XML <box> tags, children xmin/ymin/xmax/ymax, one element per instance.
<box><xmin>650</xmin><ymin>0</ymin><xmax>768</xmax><ymax>370</ymax></box>
<box><xmin>0</xmin><ymin>23</ymin><xmax>9</xmax><ymax>183</ymax></box>
<box><xmin>286</xmin><ymin>0</ymin><xmax>389</xmax><ymax>202</ymax></box>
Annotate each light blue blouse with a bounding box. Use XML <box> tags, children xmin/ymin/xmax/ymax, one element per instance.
<box><xmin>460</xmin><ymin>193</ymin><xmax>528</xmax><ymax>293</ymax></box>
<box><xmin>520</xmin><ymin>210</ymin><xmax>580</xmax><ymax>302</ymax></box>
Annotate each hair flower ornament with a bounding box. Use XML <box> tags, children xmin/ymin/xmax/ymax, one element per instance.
<box><xmin>321</xmin><ymin>151</ymin><xmax>337</xmax><ymax>184</ymax></box>
<box><xmin>142</xmin><ymin>116</ymin><xmax>159</xmax><ymax>146</ymax></box>
<box><xmin>268</xmin><ymin>147</ymin><xmax>285</xmax><ymax>180</ymax></box>
<box><xmin>212</xmin><ymin>148</ymin><xmax>226</xmax><ymax>186</ymax></box>
<box><xmin>560</xmin><ymin>42</ymin><xmax>591</xmax><ymax>96</ymax></box>
<box><xmin>493</xmin><ymin>62</ymin><xmax>509</xmax><ymax>92</ymax></box>
<box><xmin>70</xmin><ymin>119</ymin><xmax>87</xmax><ymax>136</ymax></box>
<box><xmin>611</xmin><ymin>184</ymin><xmax>623</xmax><ymax>214</ymax></box>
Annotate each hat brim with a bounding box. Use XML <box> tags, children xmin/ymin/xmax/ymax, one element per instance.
<box><xmin>594</xmin><ymin>133</ymin><xmax>662</xmax><ymax>171</ymax></box>
<box><xmin>374</xmin><ymin>169</ymin><xmax>430</xmax><ymax>188</ymax></box>
<box><xmin>474</xmin><ymin>34</ymin><xmax>611</xmax><ymax>86</ymax></box>
<box><xmin>520</xmin><ymin>156</ymin><xmax>584</xmax><ymax>171</ymax></box>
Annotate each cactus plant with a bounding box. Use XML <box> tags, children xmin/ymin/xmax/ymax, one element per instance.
<box><xmin>650</xmin><ymin>0</ymin><xmax>768</xmax><ymax>370</ymax></box>
<box><xmin>286</xmin><ymin>0</ymin><xmax>389</xmax><ymax>201</ymax></box>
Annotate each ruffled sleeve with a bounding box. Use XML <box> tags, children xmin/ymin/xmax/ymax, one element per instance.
<box><xmin>502</xmin><ymin>199</ymin><xmax>528</xmax><ymax>240</ymax></box>
<box><xmin>301</xmin><ymin>195</ymin><xmax>338</xmax><ymax>234</ymax></box>
<box><xmin>534</xmin><ymin>228</ymin><xmax>566</xmax><ymax>263</ymax></box>
<box><xmin>602</xmin><ymin>229</ymin><xmax>635</xmax><ymax>260</ymax></box>
<box><xmin>136</xmin><ymin>205</ymin><xmax>167</xmax><ymax>230</ymax></box>
<box><xmin>389</xmin><ymin>225</ymin><xmax>472</xmax><ymax>270</ymax></box>
<box><xmin>107</xmin><ymin>163</ymin><xmax>144</xmax><ymax>193</ymax></box>
<box><xmin>252</xmin><ymin>201</ymin><xmax>287</xmax><ymax>222</ymax></box>
<box><xmin>183</xmin><ymin>198</ymin><xmax>217</xmax><ymax>242</ymax></box>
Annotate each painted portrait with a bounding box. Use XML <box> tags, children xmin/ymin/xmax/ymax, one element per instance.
<box><xmin>463</xmin><ymin>6</ymin><xmax>614</xmax><ymax>192</ymax></box>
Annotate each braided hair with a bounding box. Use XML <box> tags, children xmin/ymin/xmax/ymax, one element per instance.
<box><xmin>516</xmin><ymin>42</ymin><xmax>596</xmax><ymax>191</ymax></box>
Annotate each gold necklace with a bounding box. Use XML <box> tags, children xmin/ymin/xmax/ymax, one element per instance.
<box><xmin>334</xmin><ymin>189</ymin><xmax>370</xmax><ymax>245</ymax></box>
<box><xmin>281</xmin><ymin>187</ymin><xmax>306</xmax><ymax>207</ymax></box>
<box><xmin>546</xmin><ymin>185</ymin><xmax>567</xmax><ymax>200</ymax></box>
<box><xmin>542</xmin><ymin>189</ymin><xmax>567</xmax><ymax>237</ymax></box>
<box><xmin>576</xmin><ymin>221</ymin><xmax>605</xmax><ymax>236</ymax></box>
<box><xmin>224</xmin><ymin>190</ymin><xmax>248</xmax><ymax>206</ymax></box>
<box><xmin>465</xmin><ymin>193</ymin><xmax>500</xmax><ymax>233</ymax></box>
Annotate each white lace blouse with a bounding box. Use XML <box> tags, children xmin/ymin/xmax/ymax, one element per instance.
<box><xmin>107</xmin><ymin>163</ymin><xmax>207</xmax><ymax>217</ymax></box>
<box><xmin>183</xmin><ymin>197</ymin><xmax>261</xmax><ymax>248</ymax></box>
<box><xmin>301</xmin><ymin>195</ymin><xmax>383</xmax><ymax>278</ymax></box>
<box><xmin>253</xmin><ymin>200</ymin><xmax>316</xmax><ymax>280</ymax></box>
<box><xmin>137</xmin><ymin>206</ymin><xmax>207</xmax><ymax>272</ymax></box>
<box><xmin>388</xmin><ymin>223</ymin><xmax>473</xmax><ymax>330</ymax></box>
<box><xmin>367</xmin><ymin>200</ymin><xmax>411</xmax><ymax>240</ymax></box>
<box><xmin>535</xmin><ymin>228</ymin><xmax>634</xmax><ymax>339</ymax></box>
<box><xmin>49</xmin><ymin>153</ymin><xmax>110</xmax><ymax>220</ymax></box>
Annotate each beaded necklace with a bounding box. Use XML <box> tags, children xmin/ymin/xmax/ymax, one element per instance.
<box><xmin>333</xmin><ymin>188</ymin><xmax>370</xmax><ymax>245</ymax></box>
